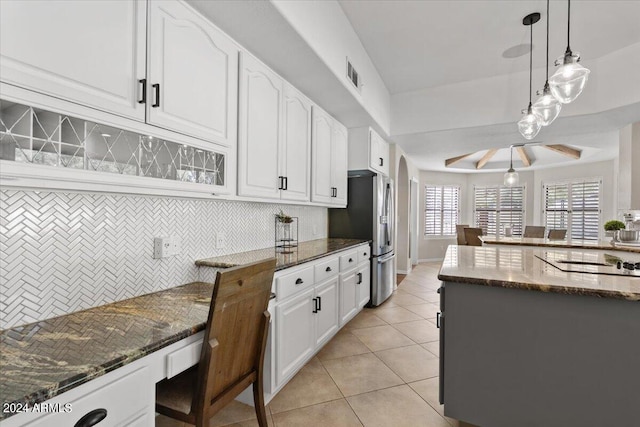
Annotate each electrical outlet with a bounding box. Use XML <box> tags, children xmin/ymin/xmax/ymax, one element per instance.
<box><xmin>171</xmin><ymin>236</ymin><xmax>181</xmax><ymax>255</ymax></box>
<box><xmin>153</xmin><ymin>237</ymin><xmax>172</xmax><ymax>259</ymax></box>
<box><xmin>216</xmin><ymin>232</ymin><xmax>226</xmax><ymax>249</ymax></box>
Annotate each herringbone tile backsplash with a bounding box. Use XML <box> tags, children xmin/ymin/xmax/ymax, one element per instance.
<box><xmin>0</xmin><ymin>190</ymin><xmax>327</xmax><ymax>329</ymax></box>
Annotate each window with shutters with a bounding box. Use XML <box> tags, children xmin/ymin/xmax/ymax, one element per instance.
<box><xmin>474</xmin><ymin>185</ymin><xmax>525</xmax><ymax>236</ymax></box>
<box><xmin>424</xmin><ymin>185</ymin><xmax>460</xmax><ymax>236</ymax></box>
<box><xmin>543</xmin><ymin>178</ymin><xmax>601</xmax><ymax>240</ymax></box>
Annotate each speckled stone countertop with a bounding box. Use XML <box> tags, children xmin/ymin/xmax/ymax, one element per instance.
<box><xmin>0</xmin><ymin>281</ymin><xmax>215</xmax><ymax>420</ymax></box>
<box><xmin>479</xmin><ymin>235</ymin><xmax>640</xmax><ymax>254</ymax></box>
<box><xmin>196</xmin><ymin>238</ymin><xmax>370</xmax><ymax>271</ymax></box>
<box><xmin>438</xmin><ymin>245</ymin><xmax>640</xmax><ymax>301</ymax></box>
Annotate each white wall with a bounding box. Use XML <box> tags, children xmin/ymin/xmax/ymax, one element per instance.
<box><xmin>271</xmin><ymin>0</ymin><xmax>391</xmax><ymax>134</ymax></box>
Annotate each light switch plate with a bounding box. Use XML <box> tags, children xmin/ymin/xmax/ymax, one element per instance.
<box><xmin>154</xmin><ymin>237</ymin><xmax>172</xmax><ymax>258</ymax></box>
<box><xmin>216</xmin><ymin>232</ymin><xmax>226</xmax><ymax>249</ymax></box>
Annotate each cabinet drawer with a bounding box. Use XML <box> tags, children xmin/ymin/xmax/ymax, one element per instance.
<box><xmin>29</xmin><ymin>367</ymin><xmax>150</xmax><ymax>427</ymax></box>
<box><xmin>166</xmin><ymin>340</ymin><xmax>202</xmax><ymax>378</ymax></box>
<box><xmin>314</xmin><ymin>257</ymin><xmax>339</xmax><ymax>282</ymax></box>
<box><xmin>276</xmin><ymin>265</ymin><xmax>314</xmax><ymax>301</ymax></box>
<box><xmin>357</xmin><ymin>245</ymin><xmax>371</xmax><ymax>264</ymax></box>
<box><xmin>339</xmin><ymin>250</ymin><xmax>358</xmax><ymax>271</ymax></box>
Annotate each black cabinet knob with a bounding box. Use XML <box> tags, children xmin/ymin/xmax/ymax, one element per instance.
<box><xmin>325</xmin><ymin>266</ymin><xmax>332</xmax><ymax>272</ymax></box>
<box><xmin>295</xmin><ymin>278</ymin><xmax>303</xmax><ymax>285</ymax></box>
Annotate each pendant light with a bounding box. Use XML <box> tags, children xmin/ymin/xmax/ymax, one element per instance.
<box><xmin>549</xmin><ymin>0</ymin><xmax>590</xmax><ymax>104</ymax></box>
<box><xmin>504</xmin><ymin>145</ymin><xmax>519</xmax><ymax>187</ymax></box>
<box><xmin>517</xmin><ymin>13</ymin><xmax>541</xmax><ymax>140</ymax></box>
<box><xmin>532</xmin><ymin>0</ymin><xmax>562</xmax><ymax>126</ymax></box>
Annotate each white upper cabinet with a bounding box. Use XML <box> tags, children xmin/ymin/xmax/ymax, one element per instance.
<box><xmin>0</xmin><ymin>0</ymin><xmax>147</xmax><ymax>121</ymax></box>
<box><xmin>237</xmin><ymin>52</ymin><xmax>283</xmax><ymax>199</ymax></box>
<box><xmin>332</xmin><ymin>121</ymin><xmax>349</xmax><ymax>205</ymax></box>
<box><xmin>237</xmin><ymin>55</ymin><xmax>312</xmax><ymax>202</ymax></box>
<box><xmin>311</xmin><ymin>106</ymin><xmax>348</xmax><ymax>206</ymax></box>
<box><xmin>369</xmin><ymin>129</ymin><xmax>390</xmax><ymax>176</ymax></box>
<box><xmin>147</xmin><ymin>0</ymin><xmax>238</xmax><ymax>146</ymax></box>
<box><xmin>281</xmin><ymin>83</ymin><xmax>312</xmax><ymax>202</ymax></box>
<box><xmin>348</xmin><ymin>127</ymin><xmax>390</xmax><ymax>176</ymax></box>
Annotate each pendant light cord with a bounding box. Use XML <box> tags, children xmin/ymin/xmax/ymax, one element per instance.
<box><xmin>545</xmin><ymin>0</ymin><xmax>550</xmax><ymax>82</ymax></box>
<box><xmin>510</xmin><ymin>146</ymin><xmax>514</xmax><ymax>169</ymax></box>
<box><xmin>528</xmin><ymin>18</ymin><xmax>533</xmax><ymax>106</ymax></box>
<box><xmin>567</xmin><ymin>0</ymin><xmax>571</xmax><ymax>50</ymax></box>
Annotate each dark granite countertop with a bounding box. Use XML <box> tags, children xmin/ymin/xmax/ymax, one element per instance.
<box><xmin>438</xmin><ymin>245</ymin><xmax>640</xmax><ymax>301</ymax></box>
<box><xmin>479</xmin><ymin>235</ymin><xmax>640</xmax><ymax>254</ymax></box>
<box><xmin>196</xmin><ymin>238</ymin><xmax>370</xmax><ymax>271</ymax></box>
<box><xmin>0</xmin><ymin>282</ymin><xmax>214</xmax><ymax>420</ymax></box>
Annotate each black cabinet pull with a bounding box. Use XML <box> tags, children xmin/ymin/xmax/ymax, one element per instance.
<box><xmin>436</xmin><ymin>312</ymin><xmax>441</xmax><ymax>329</ymax></box>
<box><xmin>74</xmin><ymin>408</ymin><xmax>107</xmax><ymax>427</ymax></box>
<box><xmin>152</xmin><ymin>83</ymin><xmax>160</xmax><ymax>107</ymax></box>
<box><xmin>349</xmin><ymin>258</ymin><xmax>353</xmax><ymax>263</ymax></box>
<box><xmin>312</xmin><ymin>297</ymin><xmax>318</xmax><ymax>313</ymax></box>
<box><xmin>138</xmin><ymin>79</ymin><xmax>146</xmax><ymax>104</ymax></box>
<box><xmin>283</xmin><ymin>176</ymin><xmax>288</xmax><ymax>190</ymax></box>
<box><xmin>357</xmin><ymin>272</ymin><xmax>362</xmax><ymax>284</ymax></box>
<box><xmin>363</xmin><ymin>252</ymin><xmax>368</xmax><ymax>257</ymax></box>
<box><xmin>325</xmin><ymin>266</ymin><xmax>332</xmax><ymax>272</ymax></box>
<box><xmin>278</xmin><ymin>176</ymin><xmax>284</xmax><ymax>190</ymax></box>
<box><xmin>295</xmin><ymin>278</ymin><xmax>303</xmax><ymax>285</ymax></box>
<box><xmin>379</xmin><ymin>157</ymin><xmax>383</xmax><ymax>166</ymax></box>
<box><xmin>318</xmin><ymin>296</ymin><xmax>321</xmax><ymax>311</ymax></box>
<box><xmin>334</xmin><ymin>187</ymin><xmax>337</xmax><ymax>197</ymax></box>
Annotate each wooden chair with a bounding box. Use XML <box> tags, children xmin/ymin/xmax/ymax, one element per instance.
<box><xmin>156</xmin><ymin>258</ymin><xmax>277</xmax><ymax>427</ymax></box>
<box><xmin>547</xmin><ymin>229</ymin><xmax>567</xmax><ymax>240</ymax></box>
<box><xmin>523</xmin><ymin>226</ymin><xmax>546</xmax><ymax>238</ymax></box>
<box><xmin>464</xmin><ymin>227</ymin><xmax>484</xmax><ymax>246</ymax></box>
<box><xmin>456</xmin><ymin>224</ymin><xmax>469</xmax><ymax>245</ymax></box>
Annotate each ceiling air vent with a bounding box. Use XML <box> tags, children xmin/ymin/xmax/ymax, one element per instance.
<box><xmin>346</xmin><ymin>58</ymin><xmax>362</xmax><ymax>92</ymax></box>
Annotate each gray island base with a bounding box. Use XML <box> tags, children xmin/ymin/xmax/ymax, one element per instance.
<box><xmin>438</xmin><ymin>245</ymin><xmax>640</xmax><ymax>427</ymax></box>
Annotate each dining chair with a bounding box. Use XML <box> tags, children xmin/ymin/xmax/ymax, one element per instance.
<box><xmin>156</xmin><ymin>258</ymin><xmax>277</xmax><ymax>427</ymax></box>
<box><xmin>547</xmin><ymin>229</ymin><xmax>567</xmax><ymax>240</ymax></box>
<box><xmin>464</xmin><ymin>227</ymin><xmax>484</xmax><ymax>246</ymax></box>
<box><xmin>523</xmin><ymin>226</ymin><xmax>546</xmax><ymax>238</ymax></box>
<box><xmin>456</xmin><ymin>224</ymin><xmax>469</xmax><ymax>245</ymax></box>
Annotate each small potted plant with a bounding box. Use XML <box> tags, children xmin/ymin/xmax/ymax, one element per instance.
<box><xmin>604</xmin><ymin>220</ymin><xmax>625</xmax><ymax>239</ymax></box>
<box><xmin>275</xmin><ymin>210</ymin><xmax>297</xmax><ymax>252</ymax></box>
<box><xmin>275</xmin><ymin>209</ymin><xmax>293</xmax><ymax>225</ymax></box>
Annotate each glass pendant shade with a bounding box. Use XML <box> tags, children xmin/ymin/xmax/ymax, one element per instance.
<box><xmin>504</xmin><ymin>168</ymin><xmax>519</xmax><ymax>187</ymax></box>
<box><xmin>549</xmin><ymin>53</ymin><xmax>590</xmax><ymax>104</ymax></box>
<box><xmin>517</xmin><ymin>106</ymin><xmax>542</xmax><ymax>140</ymax></box>
<box><xmin>532</xmin><ymin>85</ymin><xmax>562</xmax><ymax>126</ymax></box>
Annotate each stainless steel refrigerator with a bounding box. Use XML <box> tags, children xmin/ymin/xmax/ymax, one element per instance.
<box><xmin>328</xmin><ymin>170</ymin><xmax>395</xmax><ymax>306</ymax></box>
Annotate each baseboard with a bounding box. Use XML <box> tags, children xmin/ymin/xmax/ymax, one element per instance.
<box><xmin>418</xmin><ymin>258</ymin><xmax>444</xmax><ymax>263</ymax></box>
<box><xmin>397</xmin><ymin>269</ymin><xmax>409</xmax><ymax>274</ymax></box>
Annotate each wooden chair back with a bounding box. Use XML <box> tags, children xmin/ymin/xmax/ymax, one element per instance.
<box><xmin>523</xmin><ymin>226</ymin><xmax>546</xmax><ymax>238</ymax></box>
<box><xmin>196</xmin><ymin>258</ymin><xmax>275</xmax><ymax>424</ymax></box>
<box><xmin>547</xmin><ymin>229</ymin><xmax>567</xmax><ymax>240</ymax></box>
<box><xmin>464</xmin><ymin>228</ymin><xmax>484</xmax><ymax>246</ymax></box>
<box><xmin>456</xmin><ymin>224</ymin><xmax>469</xmax><ymax>245</ymax></box>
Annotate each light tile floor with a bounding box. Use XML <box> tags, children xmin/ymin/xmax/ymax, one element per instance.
<box><xmin>156</xmin><ymin>262</ymin><xmax>476</xmax><ymax>427</ymax></box>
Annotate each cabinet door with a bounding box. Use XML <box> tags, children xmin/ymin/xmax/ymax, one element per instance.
<box><xmin>237</xmin><ymin>52</ymin><xmax>283</xmax><ymax>199</ymax></box>
<box><xmin>315</xmin><ymin>277</ymin><xmax>340</xmax><ymax>347</ymax></box>
<box><xmin>339</xmin><ymin>271</ymin><xmax>359</xmax><ymax>326</ymax></box>
<box><xmin>147</xmin><ymin>0</ymin><xmax>238</xmax><ymax>145</ymax></box>
<box><xmin>0</xmin><ymin>0</ymin><xmax>146</xmax><ymax>121</ymax></box>
<box><xmin>357</xmin><ymin>264</ymin><xmax>371</xmax><ymax>308</ymax></box>
<box><xmin>275</xmin><ymin>289</ymin><xmax>315</xmax><ymax>386</ymax></box>
<box><xmin>332</xmin><ymin>120</ymin><xmax>349</xmax><ymax>205</ymax></box>
<box><xmin>369</xmin><ymin>129</ymin><xmax>389</xmax><ymax>176</ymax></box>
<box><xmin>311</xmin><ymin>107</ymin><xmax>334</xmax><ymax>204</ymax></box>
<box><xmin>281</xmin><ymin>83</ymin><xmax>312</xmax><ymax>202</ymax></box>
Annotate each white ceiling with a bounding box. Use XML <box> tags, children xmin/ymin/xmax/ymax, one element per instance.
<box><xmin>338</xmin><ymin>0</ymin><xmax>640</xmax><ymax>94</ymax></box>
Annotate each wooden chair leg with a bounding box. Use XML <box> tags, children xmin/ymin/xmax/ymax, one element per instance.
<box><xmin>253</xmin><ymin>379</ymin><xmax>269</xmax><ymax>427</ymax></box>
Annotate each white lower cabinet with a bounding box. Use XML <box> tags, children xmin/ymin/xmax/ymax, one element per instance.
<box><xmin>275</xmin><ymin>287</ymin><xmax>316</xmax><ymax>385</ymax></box>
<box><xmin>357</xmin><ymin>262</ymin><xmax>371</xmax><ymax>308</ymax></box>
<box><xmin>339</xmin><ymin>268</ymin><xmax>359</xmax><ymax>326</ymax></box>
<box><xmin>314</xmin><ymin>277</ymin><xmax>340</xmax><ymax>347</ymax></box>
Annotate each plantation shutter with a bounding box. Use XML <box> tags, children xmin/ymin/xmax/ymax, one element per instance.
<box><xmin>499</xmin><ymin>186</ymin><xmax>524</xmax><ymax>236</ymax></box>
<box><xmin>544</xmin><ymin>182</ymin><xmax>570</xmax><ymax>231</ymax></box>
<box><xmin>425</xmin><ymin>185</ymin><xmax>460</xmax><ymax>236</ymax></box>
<box><xmin>474</xmin><ymin>185</ymin><xmax>525</xmax><ymax>236</ymax></box>
<box><xmin>474</xmin><ymin>186</ymin><xmax>498</xmax><ymax>235</ymax></box>
<box><xmin>543</xmin><ymin>179</ymin><xmax>601</xmax><ymax>240</ymax></box>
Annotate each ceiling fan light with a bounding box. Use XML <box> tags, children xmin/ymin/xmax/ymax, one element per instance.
<box><xmin>517</xmin><ymin>107</ymin><xmax>541</xmax><ymax>140</ymax></box>
<box><xmin>504</xmin><ymin>168</ymin><xmax>520</xmax><ymax>187</ymax></box>
<box><xmin>549</xmin><ymin>53</ymin><xmax>590</xmax><ymax>104</ymax></box>
<box><xmin>532</xmin><ymin>85</ymin><xmax>562</xmax><ymax>126</ymax></box>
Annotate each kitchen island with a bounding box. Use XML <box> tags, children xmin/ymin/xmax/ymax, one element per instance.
<box><xmin>479</xmin><ymin>235</ymin><xmax>640</xmax><ymax>254</ymax></box>
<box><xmin>437</xmin><ymin>245</ymin><xmax>640</xmax><ymax>427</ymax></box>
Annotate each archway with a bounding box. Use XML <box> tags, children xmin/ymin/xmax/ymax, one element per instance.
<box><xmin>397</xmin><ymin>156</ymin><xmax>410</xmax><ymax>274</ymax></box>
